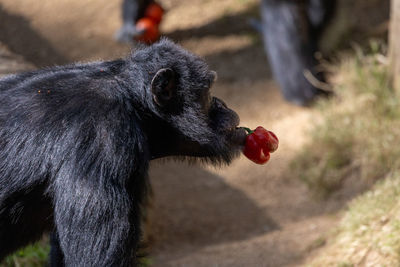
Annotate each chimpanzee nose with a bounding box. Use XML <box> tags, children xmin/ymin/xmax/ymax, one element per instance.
<box><xmin>209</xmin><ymin>97</ymin><xmax>240</xmax><ymax>131</ymax></box>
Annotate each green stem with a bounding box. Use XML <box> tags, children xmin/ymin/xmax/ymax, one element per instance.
<box><xmin>241</xmin><ymin>127</ymin><xmax>254</xmax><ymax>134</ymax></box>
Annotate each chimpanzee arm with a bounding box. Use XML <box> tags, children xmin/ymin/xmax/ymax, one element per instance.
<box><xmin>122</xmin><ymin>0</ymin><xmax>139</xmax><ymax>23</ymax></box>
<box><xmin>50</xmin><ymin>233</ymin><xmax>64</xmax><ymax>267</ymax></box>
<box><xmin>115</xmin><ymin>0</ymin><xmax>140</xmax><ymax>42</ymax></box>
<box><xmin>51</xmin><ymin>113</ymin><xmax>148</xmax><ymax>266</ymax></box>
<box><xmin>54</xmin><ymin>174</ymin><xmax>135</xmax><ymax>266</ymax></box>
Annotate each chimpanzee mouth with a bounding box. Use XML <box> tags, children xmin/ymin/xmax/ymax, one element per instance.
<box><xmin>227</xmin><ymin>126</ymin><xmax>247</xmax><ymax>146</ymax></box>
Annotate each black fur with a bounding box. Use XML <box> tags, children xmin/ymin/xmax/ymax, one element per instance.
<box><xmin>260</xmin><ymin>0</ymin><xmax>336</xmax><ymax>106</ymax></box>
<box><xmin>0</xmin><ymin>39</ymin><xmax>246</xmax><ymax>266</ymax></box>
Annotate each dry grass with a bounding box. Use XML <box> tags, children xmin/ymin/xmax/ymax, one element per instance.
<box><xmin>295</xmin><ymin>42</ymin><xmax>400</xmax><ymax>266</ymax></box>
<box><xmin>307</xmin><ymin>172</ymin><xmax>400</xmax><ymax>266</ymax></box>
<box><xmin>292</xmin><ymin>41</ymin><xmax>400</xmax><ymax>197</ymax></box>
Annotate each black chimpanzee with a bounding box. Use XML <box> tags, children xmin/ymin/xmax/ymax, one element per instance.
<box><xmin>115</xmin><ymin>0</ymin><xmax>153</xmax><ymax>43</ymax></box>
<box><xmin>260</xmin><ymin>0</ymin><xmax>336</xmax><ymax>106</ymax></box>
<box><xmin>0</xmin><ymin>39</ymin><xmax>246</xmax><ymax>266</ymax></box>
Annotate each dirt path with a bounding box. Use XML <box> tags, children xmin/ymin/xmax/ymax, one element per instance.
<box><xmin>0</xmin><ymin>0</ymin><xmax>347</xmax><ymax>265</ymax></box>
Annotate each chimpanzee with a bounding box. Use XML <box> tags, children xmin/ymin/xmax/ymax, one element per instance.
<box><xmin>115</xmin><ymin>0</ymin><xmax>153</xmax><ymax>43</ymax></box>
<box><xmin>260</xmin><ymin>0</ymin><xmax>336</xmax><ymax>106</ymax></box>
<box><xmin>0</xmin><ymin>39</ymin><xmax>246</xmax><ymax>266</ymax></box>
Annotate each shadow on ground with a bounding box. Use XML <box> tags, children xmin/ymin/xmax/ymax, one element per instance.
<box><xmin>0</xmin><ymin>5</ymin><xmax>67</xmax><ymax>67</ymax></box>
<box><xmin>204</xmin><ymin>44</ymin><xmax>270</xmax><ymax>84</ymax></box>
<box><xmin>148</xmin><ymin>161</ymin><xmax>279</xmax><ymax>250</ymax></box>
<box><xmin>165</xmin><ymin>3</ymin><xmax>259</xmax><ymax>41</ymax></box>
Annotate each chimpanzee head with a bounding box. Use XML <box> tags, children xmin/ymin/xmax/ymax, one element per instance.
<box><xmin>134</xmin><ymin>39</ymin><xmax>246</xmax><ymax>164</ymax></box>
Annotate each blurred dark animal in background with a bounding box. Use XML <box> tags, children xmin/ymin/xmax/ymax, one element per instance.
<box><xmin>0</xmin><ymin>39</ymin><xmax>246</xmax><ymax>266</ymax></box>
<box><xmin>115</xmin><ymin>0</ymin><xmax>153</xmax><ymax>43</ymax></box>
<box><xmin>260</xmin><ymin>0</ymin><xmax>336</xmax><ymax>106</ymax></box>
<box><xmin>117</xmin><ymin>0</ymin><xmax>335</xmax><ymax>106</ymax></box>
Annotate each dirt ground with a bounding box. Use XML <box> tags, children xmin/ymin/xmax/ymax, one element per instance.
<box><xmin>0</xmin><ymin>0</ymin><xmax>365</xmax><ymax>266</ymax></box>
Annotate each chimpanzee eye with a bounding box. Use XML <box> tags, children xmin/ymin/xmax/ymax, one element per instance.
<box><xmin>203</xmin><ymin>79</ymin><xmax>212</xmax><ymax>90</ymax></box>
<box><xmin>205</xmin><ymin>71</ymin><xmax>217</xmax><ymax>89</ymax></box>
<box><xmin>208</xmin><ymin>79</ymin><xmax>213</xmax><ymax>89</ymax></box>
<box><xmin>209</xmin><ymin>71</ymin><xmax>217</xmax><ymax>83</ymax></box>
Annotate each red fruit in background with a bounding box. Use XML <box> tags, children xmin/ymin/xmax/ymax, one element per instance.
<box><xmin>242</xmin><ymin>126</ymin><xmax>279</xmax><ymax>165</ymax></box>
<box><xmin>144</xmin><ymin>3</ymin><xmax>164</xmax><ymax>25</ymax></box>
<box><xmin>135</xmin><ymin>18</ymin><xmax>159</xmax><ymax>43</ymax></box>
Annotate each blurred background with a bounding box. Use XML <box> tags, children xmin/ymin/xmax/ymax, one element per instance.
<box><xmin>0</xmin><ymin>0</ymin><xmax>397</xmax><ymax>266</ymax></box>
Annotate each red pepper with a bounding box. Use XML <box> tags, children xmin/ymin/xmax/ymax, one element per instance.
<box><xmin>135</xmin><ymin>18</ymin><xmax>160</xmax><ymax>44</ymax></box>
<box><xmin>134</xmin><ymin>3</ymin><xmax>163</xmax><ymax>44</ymax></box>
<box><xmin>242</xmin><ymin>126</ymin><xmax>279</xmax><ymax>164</ymax></box>
<box><xmin>144</xmin><ymin>3</ymin><xmax>164</xmax><ymax>25</ymax></box>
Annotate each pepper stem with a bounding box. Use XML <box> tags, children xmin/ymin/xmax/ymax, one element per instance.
<box><xmin>241</xmin><ymin>127</ymin><xmax>254</xmax><ymax>134</ymax></box>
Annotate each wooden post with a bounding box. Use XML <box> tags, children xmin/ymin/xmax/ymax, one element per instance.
<box><xmin>390</xmin><ymin>0</ymin><xmax>400</xmax><ymax>92</ymax></box>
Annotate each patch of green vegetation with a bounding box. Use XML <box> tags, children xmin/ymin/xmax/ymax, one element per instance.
<box><xmin>292</xmin><ymin>42</ymin><xmax>400</xmax><ymax>197</ymax></box>
<box><xmin>0</xmin><ymin>239</ymin><xmax>153</xmax><ymax>267</ymax></box>
<box><xmin>307</xmin><ymin>236</ymin><xmax>327</xmax><ymax>252</ymax></box>
<box><xmin>0</xmin><ymin>240</ymin><xmax>49</xmax><ymax>267</ymax></box>
<box><xmin>139</xmin><ymin>256</ymin><xmax>153</xmax><ymax>267</ymax></box>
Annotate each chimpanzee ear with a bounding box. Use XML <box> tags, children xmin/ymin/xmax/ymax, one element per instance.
<box><xmin>151</xmin><ymin>68</ymin><xmax>177</xmax><ymax>107</ymax></box>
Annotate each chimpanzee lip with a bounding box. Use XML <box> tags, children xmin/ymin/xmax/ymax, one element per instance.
<box><xmin>229</xmin><ymin>126</ymin><xmax>247</xmax><ymax>146</ymax></box>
